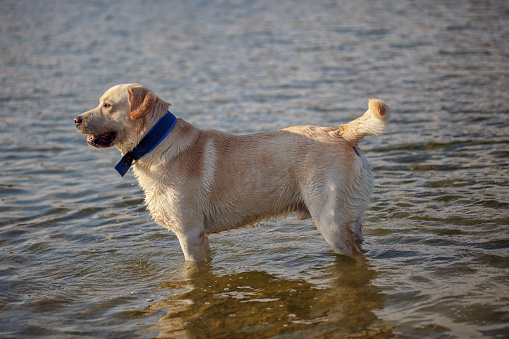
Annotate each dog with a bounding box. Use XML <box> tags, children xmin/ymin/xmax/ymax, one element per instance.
<box><xmin>74</xmin><ymin>84</ymin><xmax>388</xmax><ymax>261</ymax></box>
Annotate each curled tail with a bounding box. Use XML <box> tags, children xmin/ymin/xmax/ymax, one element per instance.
<box><xmin>338</xmin><ymin>98</ymin><xmax>389</xmax><ymax>145</ymax></box>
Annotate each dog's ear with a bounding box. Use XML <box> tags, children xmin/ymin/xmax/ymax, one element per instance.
<box><xmin>128</xmin><ymin>86</ymin><xmax>158</xmax><ymax>120</ymax></box>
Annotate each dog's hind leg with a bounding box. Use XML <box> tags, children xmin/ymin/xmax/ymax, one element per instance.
<box><xmin>204</xmin><ymin>234</ymin><xmax>211</xmax><ymax>253</ymax></box>
<box><xmin>305</xmin><ymin>187</ymin><xmax>361</xmax><ymax>255</ymax></box>
<box><xmin>313</xmin><ymin>212</ymin><xmax>360</xmax><ymax>255</ymax></box>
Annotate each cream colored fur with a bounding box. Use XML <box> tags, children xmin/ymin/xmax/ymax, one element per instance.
<box><xmin>75</xmin><ymin>84</ymin><xmax>389</xmax><ymax>262</ymax></box>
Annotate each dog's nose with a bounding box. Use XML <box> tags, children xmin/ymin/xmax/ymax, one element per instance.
<box><xmin>74</xmin><ymin>116</ymin><xmax>82</xmax><ymax>125</ymax></box>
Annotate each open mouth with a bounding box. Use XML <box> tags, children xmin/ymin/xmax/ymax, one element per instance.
<box><xmin>87</xmin><ymin>132</ymin><xmax>116</xmax><ymax>148</ymax></box>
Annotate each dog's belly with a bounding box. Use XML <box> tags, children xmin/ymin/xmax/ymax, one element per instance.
<box><xmin>141</xmin><ymin>173</ymin><xmax>304</xmax><ymax>234</ymax></box>
<box><xmin>202</xmin><ymin>182</ymin><xmax>306</xmax><ymax>233</ymax></box>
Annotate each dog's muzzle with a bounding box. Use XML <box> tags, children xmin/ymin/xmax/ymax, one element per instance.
<box><xmin>74</xmin><ymin>115</ymin><xmax>116</xmax><ymax>148</ymax></box>
<box><xmin>74</xmin><ymin>115</ymin><xmax>83</xmax><ymax>125</ymax></box>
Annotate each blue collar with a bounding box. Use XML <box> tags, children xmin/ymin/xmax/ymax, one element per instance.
<box><xmin>114</xmin><ymin>111</ymin><xmax>177</xmax><ymax>177</ymax></box>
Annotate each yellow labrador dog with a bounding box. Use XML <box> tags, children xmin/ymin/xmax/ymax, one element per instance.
<box><xmin>75</xmin><ymin>84</ymin><xmax>388</xmax><ymax>261</ymax></box>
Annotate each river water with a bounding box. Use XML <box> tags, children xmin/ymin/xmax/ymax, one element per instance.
<box><xmin>1</xmin><ymin>0</ymin><xmax>508</xmax><ymax>338</ymax></box>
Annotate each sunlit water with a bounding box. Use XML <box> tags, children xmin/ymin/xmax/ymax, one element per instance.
<box><xmin>1</xmin><ymin>0</ymin><xmax>508</xmax><ymax>338</ymax></box>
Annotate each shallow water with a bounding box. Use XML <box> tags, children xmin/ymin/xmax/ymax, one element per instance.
<box><xmin>1</xmin><ymin>0</ymin><xmax>508</xmax><ymax>338</ymax></box>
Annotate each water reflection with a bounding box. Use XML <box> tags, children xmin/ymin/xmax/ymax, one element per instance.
<box><xmin>149</xmin><ymin>257</ymin><xmax>394</xmax><ymax>338</ymax></box>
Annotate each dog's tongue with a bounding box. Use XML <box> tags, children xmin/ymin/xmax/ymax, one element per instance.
<box><xmin>88</xmin><ymin>132</ymin><xmax>115</xmax><ymax>145</ymax></box>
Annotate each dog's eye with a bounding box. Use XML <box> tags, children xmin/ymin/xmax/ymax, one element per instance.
<box><xmin>103</xmin><ymin>103</ymin><xmax>111</xmax><ymax>108</ymax></box>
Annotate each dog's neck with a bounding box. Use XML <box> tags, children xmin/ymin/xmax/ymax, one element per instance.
<box><xmin>114</xmin><ymin>111</ymin><xmax>177</xmax><ymax>177</ymax></box>
<box><xmin>131</xmin><ymin>119</ymin><xmax>201</xmax><ymax>192</ymax></box>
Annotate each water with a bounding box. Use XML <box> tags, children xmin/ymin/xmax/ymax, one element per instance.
<box><xmin>1</xmin><ymin>0</ymin><xmax>508</xmax><ymax>337</ymax></box>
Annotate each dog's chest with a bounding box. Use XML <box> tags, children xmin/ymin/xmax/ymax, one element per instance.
<box><xmin>143</xmin><ymin>185</ymin><xmax>180</xmax><ymax>229</ymax></box>
<box><xmin>135</xmin><ymin>171</ymin><xmax>176</xmax><ymax>225</ymax></box>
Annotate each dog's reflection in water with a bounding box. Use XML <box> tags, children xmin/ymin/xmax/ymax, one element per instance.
<box><xmin>148</xmin><ymin>257</ymin><xmax>392</xmax><ymax>338</ymax></box>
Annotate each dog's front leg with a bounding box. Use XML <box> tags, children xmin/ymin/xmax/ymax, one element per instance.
<box><xmin>352</xmin><ymin>214</ymin><xmax>364</xmax><ymax>242</ymax></box>
<box><xmin>175</xmin><ymin>230</ymin><xmax>209</xmax><ymax>262</ymax></box>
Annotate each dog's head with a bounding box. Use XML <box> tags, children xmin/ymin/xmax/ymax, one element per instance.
<box><xmin>74</xmin><ymin>84</ymin><xmax>170</xmax><ymax>152</ymax></box>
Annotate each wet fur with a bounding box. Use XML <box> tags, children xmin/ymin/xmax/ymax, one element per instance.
<box><xmin>75</xmin><ymin>84</ymin><xmax>389</xmax><ymax>261</ymax></box>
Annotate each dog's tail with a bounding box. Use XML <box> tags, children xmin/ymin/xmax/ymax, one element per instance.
<box><xmin>337</xmin><ymin>98</ymin><xmax>389</xmax><ymax>145</ymax></box>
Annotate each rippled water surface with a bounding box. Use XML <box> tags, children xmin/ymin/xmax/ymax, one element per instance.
<box><xmin>1</xmin><ymin>0</ymin><xmax>508</xmax><ymax>338</ymax></box>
